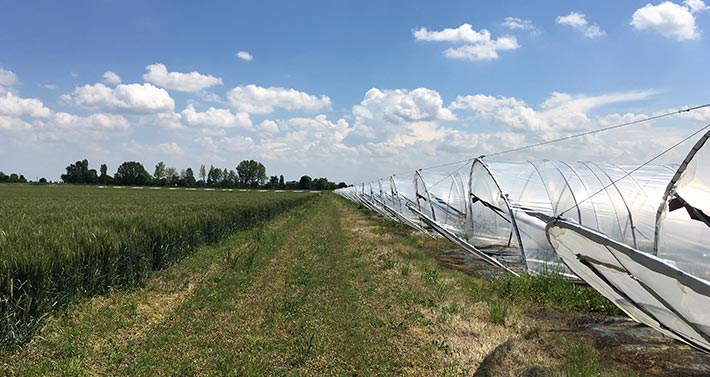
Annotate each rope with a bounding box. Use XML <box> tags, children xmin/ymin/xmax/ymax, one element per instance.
<box><xmin>559</xmin><ymin>122</ymin><xmax>710</xmax><ymax>217</ymax></box>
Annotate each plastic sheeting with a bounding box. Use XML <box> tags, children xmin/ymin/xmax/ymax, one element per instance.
<box><xmin>655</xmin><ymin>132</ymin><xmax>710</xmax><ymax>280</ymax></box>
<box><xmin>547</xmin><ymin>219</ymin><xmax>710</xmax><ymax>352</ymax></box>
<box><xmin>413</xmin><ymin>170</ymin><xmax>468</xmax><ymax>237</ymax></box>
<box><xmin>467</xmin><ymin>159</ymin><xmax>675</xmax><ymax>276</ymax></box>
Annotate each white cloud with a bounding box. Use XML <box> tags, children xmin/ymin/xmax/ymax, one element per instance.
<box><xmin>64</xmin><ymin>83</ymin><xmax>175</xmax><ymax>114</ymax></box>
<box><xmin>502</xmin><ymin>17</ymin><xmax>541</xmax><ymax>36</ymax></box>
<box><xmin>236</xmin><ymin>51</ymin><xmax>254</xmax><ymax>61</ymax></box>
<box><xmin>0</xmin><ymin>67</ymin><xmax>18</xmax><ymax>87</ymax></box>
<box><xmin>227</xmin><ymin>84</ymin><xmax>331</xmax><ymax>114</ymax></box>
<box><xmin>180</xmin><ymin>104</ymin><xmax>252</xmax><ymax>129</ymax></box>
<box><xmin>256</xmin><ymin>119</ymin><xmax>279</xmax><ymax>134</ymax></box>
<box><xmin>355</xmin><ymin>87</ymin><xmax>454</xmax><ymax>124</ymax></box>
<box><xmin>53</xmin><ymin>112</ymin><xmax>130</xmax><ymax>131</ymax></box>
<box><xmin>124</xmin><ymin>140</ymin><xmax>184</xmax><ymax>156</ymax></box>
<box><xmin>443</xmin><ymin>37</ymin><xmax>519</xmax><ymax>61</ymax></box>
<box><xmin>631</xmin><ymin>1</ymin><xmax>701</xmax><ymax>40</ymax></box>
<box><xmin>0</xmin><ymin>115</ymin><xmax>32</xmax><ymax>131</ymax></box>
<box><xmin>685</xmin><ymin>0</ymin><xmax>709</xmax><ymax>12</ymax></box>
<box><xmin>102</xmin><ymin>71</ymin><xmax>122</xmax><ymax>85</ymax></box>
<box><xmin>143</xmin><ymin>63</ymin><xmax>223</xmax><ymax>92</ymax></box>
<box><xmin>556</xmin><ymin>12</ymin><xmax>606</xmax><ymax>38</ymax></box>
<box><xmin>413</xmin><ymin>23</ymin><xmax>519</xmax><ymax>61</ymax></box>
<box><xmin>449</xmin><ymin>90</ymin><xmax>653</xmax><ymax>132</ymax></box>
<box><xmin>42</xmin><ymin>84</ymin><xmax>58</xmax><ymax>90</ymax></box>
<box><xmin>0</xmin><ymin>92</ymin><xmax>52</xmax><ymax>118</ymax></box>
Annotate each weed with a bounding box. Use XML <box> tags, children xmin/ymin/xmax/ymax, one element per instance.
<box><xmin>422</xmin><ymin>268</ymin><xmax>440</xmax><ymax>285</ymax></box>
<box><xmin>562</xmin><ymin>340</ymin><xmax>600</xmax><ymax>377</ymax></box>
<box><xmin>488</xmin><ymin>298</ymin><xmax>509</xmax><ymax>325</ymax></box>
<box><xmin>381</xmin><ymin>258</ymin><xmax>396</xmax><ymax>270</ymax></box>
<box><xmin>400</xmin><ymin>265</ymin><xmax>410</xmax><ymax>277</ymax></box>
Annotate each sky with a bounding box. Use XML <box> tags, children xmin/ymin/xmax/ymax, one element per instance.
<box><xmin>1</xmin><ymin>0</ymin><xmax>710</xmax><ymax>183</ymax></box>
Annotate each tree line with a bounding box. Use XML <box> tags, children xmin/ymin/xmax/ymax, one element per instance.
<box><xmin>57</xmin><ymin>159</ymin><xmax>347</xmax><ymax>190</ymax></box>
<box><xmin>0</xmin><ymin>172</ymin><xmax>30</xmax><ymax>183</ymax></box>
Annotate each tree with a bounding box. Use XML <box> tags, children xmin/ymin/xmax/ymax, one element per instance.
<box><xmin>98</xmin><ymin>163</ymin><xmax>112</xmax><ymax>184</ymax></box>
<box><xmin>61</xmin><ymin>159</ymin><xmax>98</xmax><ymax>184</ymax></box>
<box><xmin>165</xmin><ymin>167</ymin><xmax>179</xmax><ymax>186</ymax></box>
<box><xmin>207</xmin><ymin>165</ymin><xmax>222</xmax><ymax>186</ymax></box>
<box><xmin>114</xmin><ymin>161</ymin><xmax>151</xmax><ymax>185</ymax></box>
<box><xmin>298</xmin><ymin>175</ymin><xmax>312</xmax><ymax>190</ymax></box>
<box><xmin>236</xmin><ymin>160</ymin><xmax>267</xmax><ymax>187</ymax></box>
<box><xmin>154</xmin><ymin>162</ymin><xmax>166</xmax><ymax>181</ymax></box>
<box><xmin>199</xmin><ymin>164</ymin><xmax>207</xmax><ymax>183</ymax></box>
<box><xmin>39</xmin><ymin>177</ymin><xmax>47</xmax><ymax>184</ymax></box>
<box><xmin>268</xmin><ymin>175</ymin><xmax>279</xmax><ymax>188</ymax></box>
<box><xmin>336</xmin><ymin>182</ymin><xmax>348</xmax><ymax>189</ymax></box>
<box><xmin>279</xmin><ymin>175</ymin><xmax>285</xmax><ymax>188</ymax></box>
<box><xmin>182</xmin><ymin>168</ymin><xmax>196</xmax><ymax>187</ymax></box>
<box><xmin>0</xmin><ymin>172</ymin><xmax>7</xmax><ymax>182</ymax></box>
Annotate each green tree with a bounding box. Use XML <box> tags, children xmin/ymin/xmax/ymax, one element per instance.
<box><xmin>298</xmin><ymin>175</ymin><xmax>312</xmax><ymax>189</ymax></box>
<box><xmin>154</xmin><ymin>162</ymin><xmax>166</xmax><ymax>181</ymax></box>
<box><xmin>279</xmin><ymin>175</ymin><xmax>285</xmax><ymax>188</ymax></box>
<box><xmin>165</xmin><ymin>167</ymin><xmax>179</xmax><ymax>186</ymax></box>
<box><xmin>236</xmin><ymin>160</ymin><xmax>267</xmax><ymax>187</ymax></box>
<box><xmin>98</xmin><ymin>163</ymin><xmax>112</xmax><ymax>184</ymax></box>
<box><xmin>268</xmin><ymin>175</ymin><xmax>279</xmax><ymax>188</ymax></box>
<box><xmin>181</xmin><ymin>168</ymin><xmax>196</xmax><ymax>187</ymax></box>
<box><xmin>199</xmin><ymin>164</ymin><xmax>206</xmax><ymax>183</ymax></box>
<box><xmin>61</xmin><ymin>159</ymin><xmax>98</xmax><ymax>184</ymax></box>
<box><xmin>207</xmin><ymin>165</ymin><xmax>223</xmax><ymax>186</ymax></box>
<box><xmin>114</xmin><ymin>161</ymin><xmax>151</xmax><ymax>185</ymax></box>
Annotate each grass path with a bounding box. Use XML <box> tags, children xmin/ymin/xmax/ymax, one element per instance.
<box><xmin>2</xmin><ymin>194</ymin><xmax>666</xmax><ymax>376</ymax></box>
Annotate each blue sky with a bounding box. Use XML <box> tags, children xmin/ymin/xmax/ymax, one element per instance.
<box><xmin>1</xmin><ymin>0</ymin><xmax>710</xmax><ymax>182</ymax></box>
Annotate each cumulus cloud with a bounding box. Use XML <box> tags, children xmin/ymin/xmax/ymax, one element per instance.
<box><xmin>556</xmin><ymin>12</ymin><xmax>606</xmax><ymax>38</ymax></box>
<box><xmin>685</xmin><ymin>0</ymin><xmax>710</xmax><ymax>12</ymax></box>
<box><xmin>355</xmin><ymin>87</ymin><xmax>454</xmax><ymax>124</ymax></box>
<box><xmin>102</xmin><ymin>71</ymin><xmax>121</xmax><ymax>85</ymax></box>
<box><xmin>64</xmin><ymin>83</ymin><xmax>175</xmax><ymax>114</ymax></box>
<box><xmin>502</xmin><ymin>17</ymin><xmax>541</xmax><ymax>36</ymax></box>
<box><xmin>413</xmin><ymin>23</ymin><xmax>519</xmax><ymax>61</ymax></box>
<box><xmin>124</xmin><ymin>140</ymin><xmax>184</xmax><ymax>156</ymax></box>
<box><xmin>53</xmin><ymin>112</ymin><xmax>130</xmax><ymax>131</ymax></box>
<box><xmin>0</xmin><ymin>92</ymin><xmax>52</xmax><ymax>118</ymax></box>
<box><xmin>449</xmin><ymin>90</ymin><xmax>653</xmax><ymax>133</ymax></box>
<box><xmin>143</xmin><ymin>63</ymin><xmax>223</xmax><ymax>92</ymax></box>
<box><xmin>631</xmin><ymin>1</ymin><xmax>704</xmax><ymax>40</ymax></box>
<box><xmin>0</xmin><ymin>67</ymin><xmax>18</xmax><ymax>95</ymax></box>
<box><xmin>236</xmin><ymin>51</ymin><xmax>254</xmax><ymax>61</ymax></box>
<box><xmin>227</xmin><ymin>85</ymin><xmax>331</xmax><ymax>114</ymax></box>
<box><xmin>256</xmin><ymin>119</ymin><xmax>279</xmax><ymax>134</ymax></box>
<box><xmin>0</xmin><ymin>67</ymin><xmax>18</xmax><ymax>87</ymax></box>
<box><xmin>180</xmin><ymin>104</ymin><xmax>252</xmax><ymax>129</ymax></box>
<box><xmin>0</xmin><ymin>116</ymin><xmax>32</xmax><ymax>131</ymax></box>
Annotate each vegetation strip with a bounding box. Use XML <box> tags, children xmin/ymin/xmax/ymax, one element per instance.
<box><xmin>0</xmin><ymin>185</ymin><xmax>314</xmax><ymax>346</ymax></box>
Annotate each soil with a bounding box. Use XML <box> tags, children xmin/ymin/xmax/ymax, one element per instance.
<box><xmin>429</xmin><ymin>245</ymin><xmax>710</xmax><ymax>376</ymax></box>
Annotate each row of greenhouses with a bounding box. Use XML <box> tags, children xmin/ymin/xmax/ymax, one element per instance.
<box><xmin>335</xmin><ymin>131</ymin><xmax>710</xmax><ymax>353</ymax></box>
